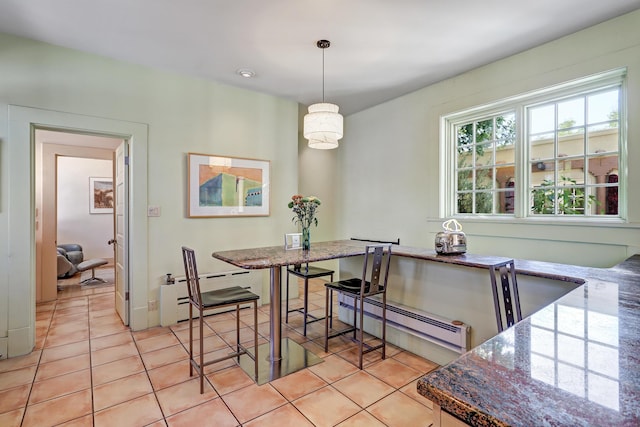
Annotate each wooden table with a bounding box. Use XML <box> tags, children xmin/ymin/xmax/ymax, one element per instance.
<box><xmin>213</xmin><ymin>239</ymin><xmax>370</xmax><ymax>383</ymax></box>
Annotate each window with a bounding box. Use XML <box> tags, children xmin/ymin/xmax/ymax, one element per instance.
<box><xmin>528</xmin><ymin>89</ymin><xmax>620</xmax><ymax>216</ymax></box>
<box><xmin>455</xmin><ymin>113</ymin><xmax>516</xmax><ymax>214</ymax></box>
<box><xmin>444</xmin><ymin>69</ymin><xmax>625</xmax><ymax>220</ymax></box>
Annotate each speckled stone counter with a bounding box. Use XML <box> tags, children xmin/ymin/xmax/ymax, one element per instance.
<box><xmin>417</xmin><ymin>254</ymin><xmax>640</xmax><ymax>427</ymax></box>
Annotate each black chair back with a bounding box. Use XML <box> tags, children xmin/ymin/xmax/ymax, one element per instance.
<box><xmin>182</xmin><ymin>246</ymin><xmax>202</xmax><ymax>308</ymax></box>
<box><xmin>361</xmin><ymin>243</ymin><xmax>392</xmax><ymax>296</ymax></box>
<box><xmin>489</xmin><ymin>259</ymin><xmax>522</xmax><ymax>332</ymax></box>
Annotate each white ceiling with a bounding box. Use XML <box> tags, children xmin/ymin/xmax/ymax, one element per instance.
<box><xmin>1</xmin><ymin>0</ymin><xmax>639</xmax><ymax>115</ymax></box>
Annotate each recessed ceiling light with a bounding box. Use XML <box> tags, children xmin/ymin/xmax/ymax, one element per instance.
<box><xmin>237</xmin><ymin>68</ymin><xmax>255</xmax><ymax>78</ymax></box>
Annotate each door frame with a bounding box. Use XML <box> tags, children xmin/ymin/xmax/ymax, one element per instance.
<box><xmin>6</xmin><ymin>105</ymin><xmax>149</xmax><ymax>357</ymax></box>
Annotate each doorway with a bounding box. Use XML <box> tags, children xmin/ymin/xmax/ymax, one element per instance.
<box><xmin>6</xmin><ymin>105</ymin><xmax>149</xmax><ymax>358</ymax></box>
<box><xmin>36</xmin><ymin>130</ymin><xmax>124</xmax><ymax>319</ymax></box>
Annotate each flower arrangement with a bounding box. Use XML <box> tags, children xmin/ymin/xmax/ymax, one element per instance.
<box><xmin>288</xmin><ymin>194</ymin><xmax>321</xmax><ymax>228</ymax></box>
<box><xmin>288</xmin><ymin>194</ymin><xmax>321</xmax><ymax>249</ymax></box>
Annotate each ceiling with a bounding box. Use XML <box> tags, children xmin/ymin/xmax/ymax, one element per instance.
<box><xmin>1</xmin><ymin>0</ymin><xmax>639</xmax><ymax>115</ymax></box>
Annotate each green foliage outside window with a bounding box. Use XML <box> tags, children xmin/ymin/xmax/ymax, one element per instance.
<box><xmin>531</xmin><ymin>176</ymin><xmax>598</xmax><ymax>215</ymax></box>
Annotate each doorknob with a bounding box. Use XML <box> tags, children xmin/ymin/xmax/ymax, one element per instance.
<box><xmin>108</xmin><ymin>239</ymin><xmax>116</xmax><ymax>245</ymax></box>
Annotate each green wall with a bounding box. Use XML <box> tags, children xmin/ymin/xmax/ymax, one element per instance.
<box><xmin>339</xmin><ymin>10</ymin><xmax>640</xmax><ymax>267</ymax></box>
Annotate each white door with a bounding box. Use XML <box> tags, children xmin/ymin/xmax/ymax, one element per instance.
<box><xmin>114</xmin><ymin>141</ymin><xmax>129</xmax><ymax>325</ymax></box>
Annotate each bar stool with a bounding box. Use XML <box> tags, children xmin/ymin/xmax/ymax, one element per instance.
<box><xmin>285</xmin><ymin>263</ymin><xmax>334</xmax><ymax>336</ymax></box>
<box><xmin>489</xmin><ymin>259</ymin><xmax>522</xmax><ymax>332</ymax></box>
<box><xmin>181</xmin><ymin>246</ymin><xmax>259</xmax><ymax>393</ymax></box>
<box><xmin>324</xmin><ymin>243</ymin><xmax>392</xmax><ymax>369</ymax></box>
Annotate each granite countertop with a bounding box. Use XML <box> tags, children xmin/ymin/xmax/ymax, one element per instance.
<box><xmin>213</xmin><ymin>239</ymin><xmax>518</xmax><ymax>271</ymax></box>
<box><xmin>417</xmin><ymin>254</ymin><xmax>640</xmax><ymax>426</ymax></box>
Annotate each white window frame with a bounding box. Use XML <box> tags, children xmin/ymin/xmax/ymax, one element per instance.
<box><xmin>441</xmin><ymin>68</ymin><xmax>627</xmax><ymax>222</ymax></box>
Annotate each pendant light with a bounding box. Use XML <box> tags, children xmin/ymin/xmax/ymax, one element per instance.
<box><xmin>304</xmin><ymin>40</ymin><xmax>343</xmax><ymax>149</ymax></box>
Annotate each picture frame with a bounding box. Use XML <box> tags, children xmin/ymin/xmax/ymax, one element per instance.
<box><xmin>89</xmin><ymin>177</ymin><xmax>114</xmax><ymax>214</ymax></box>
<box><xmin>284</xmin><ymin>233</ymin><xmax>302</xmax><ymax>250</ymax></box>
<box><xmin>188</xmin><ymin>153</ymin><xmax>270</xmax><ymax>218</ymax></box>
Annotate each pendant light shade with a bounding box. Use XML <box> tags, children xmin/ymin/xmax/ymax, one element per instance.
<box><xmin>304</xmin><ymin>103</ymin><xmax>343</xmax><ymax>149</ymax></box>
<box><xmin>304</xmin><ymin>40</ymin><xmax>343</xmax><ymax>149</ymax></box>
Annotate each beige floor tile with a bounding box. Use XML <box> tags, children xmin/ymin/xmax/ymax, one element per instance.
<box><xmin>200</xmin><ymin>347</ymin><xmax>241</xmax><ymax>373</ymax></box>
<box><xmin>0</xmin><ymin>351</ymin><xmax>41</xmax><ymax>374</ymax></box>
<box><xmin>217</xmin><ymin>326</ymin><xmax>258</xmax><ymax>346</ymax></box>
<box><xmin>0</xmin><ymin>407</ymin><xmax>25</xmax><ymax>427</ymax></box>
<box><xmin>186</xmin><ymin>334</ymin><xmax>230</xmax><ymax>356</ymax></box>
<box><xmin>244</xmin><ymin>403</ymin><xmax>315</xmax><ymax>427</ymax></box>
<box><xmin>90</xmin><ymin>321</ymin><xmax>129</xmax><ymax>338</ymax></box>
<box><xmin>147</xmin><ymin>359</ymin><xmax>193</xmax><ymax>391</ymax></box>
<box><xmin>22</xmin><ymin>389</ymin><xmax>92</xmax><ymax>427</ymax></box>
<box><xmin>29</xmin><ymin>369</ymin><xmax>91</xmax><ymax>405</ymax></box>
<box><xmin>132</xmin><ymin>325</ymin><xmax>173</xmax><ymax>341</ymax></box>
<box><xmin>48</xmin><ymin>321</ymin><xmax>88</xmax><ymax>336</ymax></box>
<box><xmin>336</xmin><ymin>342</ymin><xmax>387</xmax><ymax>369</ymax></box>
<box><xmin>365</xmin><ymin>357</ymin><xmax>423</xmax><ymax>388</ymax></box>
<box><xmin>206</xmin><ymin>365</ymin><xmax>256</xmax><ymax>395</ymax></box>
<box><xmin>9</xmin><ymin>278</ymin><xmax>442</xmax><ymax>427</ymax></box>
<box><xmin>56</xmin><ymin>414</ymin><xmax>94</xmax><ymax>426</ymax></box>
<box><xmin>36</xmin><ymin>301</ymin><xmax>56</xmax><ymax>312</ymax></box>
<box><xmin>393</xmin><ymin>350</ymin><xmax>440</xmax><ymax>374</ymax></box>
<box><xmin>35</xmin><ymin>353</ymin><xmax>90</xmax><ymax>382</ymax></box>
<box><xmin>172</xmin><ymin>323</ymin><xmax>215</xmax><ymax>343</ymax></box>
<box><xmin>336</xmin><ymin>410</ymin><xmax>388</xmax><ymax>427</ymax></box>
<box><xmin>367</xmin><ymin>390</ymin><xmax>433</xmax><ymax>427</ymax></box>
<box><xmin>308</xmin><ymin>354</ymin><xmax>359</xmax><ymax>383</ymax></box>
<box><xmin>206</xmin><ymin>318</ymin><xmax>244</xmax><ymax>334</ymax></box>
<box><xmin>400</xmin><ymin>378</ymin><xmax>434</xmax><ymax>409</ymax></box>
<box><xmin>271</xmin><ymin>368</ymin><xmax>327</xmax><ymax>401</ymax></box>
<box><xmin>301</xmin><ymin>339</ymin><xmax>331</xmax><ymax>358</ymax></box>
<box><xmin>90</xmin><ymin>330</ymin><xmax>134</xmax><ymax>351</ymax></box>
<box><xmin>222</xmin><ymin>383</ymin><xmax>287</xmax><ymax>424</ymax></box>
<box><xmin>140</xmin><ymin>344</ymin><xmax>188</xmax><ymax>370</ymax></box>
<box><xmin>94</xmin><ymin>393</ymin><xmax>163</xmax><ymax>427</ymax></box>
<box><xmin>93</xmin><ymin>371</ymin><xmax>153</xmax><ymax>411</ymax></box>
<box><xmin>238</xmin><ymin>309</ymin><xmax>270</xmax><ymax>325</ymax></box>
<box><xmin>136</xmin><ymin>331</ymin><xmax>181</xmax><ymax>353</ymax></box>
<box><xmin>91</xmin><ymin>341</ymin><xmax>139</xmax><ymax>366</ymax></box>
<box><xmin>333</xmin><ymin>370</ymin><xmax>395</xmax><ymax>408</ymax></box>
<box><xmin>155</xmin><ymin>377</ymin><xmax>217</xmax><ymax>416</ymax></box>
<box><xmin>165</xmin><ymin>398</ymin><xmax>238</xmax><ymax>427</ymax></box>
<box><xmin>40</xmin><ymin>340</ymin><xmax>89</xmax><ymax>363</ymax></box>
<box><xmin>91</xmin><ymin>355</ymin><xmax>146</xmax><ymax>386</ymax></box>
<box><xmin>292</xmin><ymin>386</ymin><xmax>361</xmax><ymax>427</ymax></box>
<box><xmin>44</xmin><ymin>329</ymin><xmax>89</xmax><ymax>348</ymax></box>
<box><xmin>0</xmin><ymin>384</ymin><xmax>30</xmax><ymax>414</ymax></box>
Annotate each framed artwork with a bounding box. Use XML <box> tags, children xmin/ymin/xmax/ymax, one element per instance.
<box><xmin>188</xmin><ymin>153</ymin><xmax>270</xmax><ymax>218</ymax></box>
<box><xmin>89</xmin><ymin>177</ymin><xmax>114</xmax><ymax>214</ymax></box>
<box><xmin>284</xmin><ymin>233</ymin><xmax>302</xmax><ymax>250</ymax></box>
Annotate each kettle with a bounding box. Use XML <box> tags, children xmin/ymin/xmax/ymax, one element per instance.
<box><xmin>435</xmin><ymin>219</ymin><xmax>467</xmax><ymax>255</ymax></box>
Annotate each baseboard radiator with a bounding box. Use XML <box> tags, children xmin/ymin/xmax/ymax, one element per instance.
<box><xmin>338</xmin><ymin>294</ymin><xmax>471</xmax><ymax>354</ymax></box>
<box><xmin>159</xmin><ymin>270</ymin><xmax>261</xmax><ymax>326</ymax></box>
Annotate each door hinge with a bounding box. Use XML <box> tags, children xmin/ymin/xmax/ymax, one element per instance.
<box><xmin>125</xmin><ymin>156</ymin><xmax>130</xmax><ymax>166</ymax></box>
<box><xmin>125</xmin><ymin>291</ymin><xmax>130</xmax><ymax>301</ymax></box>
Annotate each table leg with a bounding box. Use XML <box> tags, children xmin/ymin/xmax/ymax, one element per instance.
<box><xmin>239</xmin><ymin>264</ymin><xmax>323</xmax><ymax>384</ymax></box>
<box><xmin>269</xmin><ymin>266</ymin><xmax>282</xmax><ymax>361</ymax></box>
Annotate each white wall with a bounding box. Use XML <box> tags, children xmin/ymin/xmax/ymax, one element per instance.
<box><xmin>339</xmin><ymin>10</ymin><xmax>640</xmax><ymax>267</ymax></box>
<box><xmin>57</xmin><ymin>157</ymin><xmax>114</xmax><ymax>260</ymax></box>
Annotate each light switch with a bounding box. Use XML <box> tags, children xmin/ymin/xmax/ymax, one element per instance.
<box><xmin>147</xmin><ymin>205</ymin><xmax>161</xmax><ymax>217</ymax></box>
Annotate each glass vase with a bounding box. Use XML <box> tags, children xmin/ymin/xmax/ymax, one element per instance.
<box><xmin>302</xmin><ymin>227</ymin><xmax>311</xmax><ymax>251</ymax></box>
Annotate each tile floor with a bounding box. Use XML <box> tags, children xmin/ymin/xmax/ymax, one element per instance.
<box><xmin>0</xmin><ymin>270</ymin><xmax>438</xmax><ymax>426</ymax></box>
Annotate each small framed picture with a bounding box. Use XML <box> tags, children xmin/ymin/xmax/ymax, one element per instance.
<box><xmin>284</xmin><ymin>233</ymin><xmax>302</xmax><ymax>250</ymax></box>
<box><xmin>89</xmin><ymin>177</ymin><xmax>114</xmax><ymax>214</ymax></box>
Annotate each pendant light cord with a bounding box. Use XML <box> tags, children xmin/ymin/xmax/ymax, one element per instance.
<box><xmin>322</xmin><ymin>47</ymin><xmax>325</xmax><ymax>103</ymax></box>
